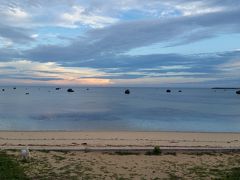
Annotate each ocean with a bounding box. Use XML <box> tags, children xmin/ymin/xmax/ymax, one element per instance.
<box><xmin>0</xmin><ymin>87</ymin><xmax>239</xmax><ymax>132</ymax></box>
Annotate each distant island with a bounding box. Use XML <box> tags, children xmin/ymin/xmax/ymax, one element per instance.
<box><xmin>212</xmin><ymin>87</ymin><xmax>240</xmax><ymax>89</ymax></box>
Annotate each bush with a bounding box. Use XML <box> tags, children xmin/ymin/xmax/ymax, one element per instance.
<box><xmin>0</xmin><ymin>152</ymin><xmax>28</xmax><ymax>179</ymax></box>
<box><xmin>145</xmin><ymin>146</ymin><xmax>162</xmax><ymax>155</ymax></box>
<box><xmin>153</xmin><ymin>146</ymin><xmax>161</xmax><ymax>155</ymax></box>
<box><xmin>224</xmin><ymin>167</ymin><xmax>240</xmax><ymax>179</ymax></box>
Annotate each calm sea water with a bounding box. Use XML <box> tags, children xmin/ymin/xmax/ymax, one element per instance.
<box><xmin>0</xmin><ymin>87</ymin><xmax>239</xmax><ymax>132</ymax></box>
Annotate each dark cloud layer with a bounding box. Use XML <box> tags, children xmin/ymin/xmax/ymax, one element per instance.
<box><xmin>0</xmin><ymin>24</ymin><xmax>33</xmax><ymax>43</ymax></box>
<box><xmin>24</xmin><ymin>9</ymin><xmax>240</xmax><ymax>66</ymax></box>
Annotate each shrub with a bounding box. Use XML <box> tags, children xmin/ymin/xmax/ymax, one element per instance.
<box><xmin>224</xmin><ymin>167</ymin><xmax>240</xmax><ymax>179</ymax></box>
<box><xmin>0</xmin><ymin>152</ymin><xmax>28</xmax><ymax>179</ymax></box>
<box><xmin>145</xmin><ymin>146</ymin><xmax>162</xmax><ymax>155</ymax></box>
<box><xmin>153</xmin><ymin>146</ymin><xmax>161</xmax><ymax>155</ymax></box>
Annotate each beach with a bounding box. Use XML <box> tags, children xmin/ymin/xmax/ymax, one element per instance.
<box><xmin>1</xmin><ymin>131</ymin><xmax>240</xmax><ymax>151</ymax></box>
<box><xmin>1</xmin><ymin>131</ymin><xmax>240</xmax><ymax>179</ymax></box>
<box><xmin>0</xmin><ymin>131</ymin><xmax>239</xmax><ymax>179</ymax></box>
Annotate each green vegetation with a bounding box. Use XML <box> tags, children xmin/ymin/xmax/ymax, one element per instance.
<box><xmin>114</xmin><ymin>151</ymin><xmax>140</xmax><ymax>155</ymax></box>
<box><xmin>187</xmin><ymin>166</ymin><xmax>240</xmax><ymax>179</ymax></box>
<box><xmin>145</xmin><ymin>146</ymin><xmax>162</xmax><ymax>155</ymax></box>
<box><xmin>185</xmin><ymin>152</ymin><xmax>217</xmax><ymax>156</ymax></box>
<box><xmin>223</xmin><ymin>167</ymin><xmax>240</xmax><ymax>179</ymax></box>
<box><xmin>0</xmin><ymin>150</ymin><xmax>240</xmax><ymax>179</ymax></box>
<box><xmin>188</xmin><ymin>166</ymin><xmax>208</xmax><ymax>178</ymax></box>
<box><xmin>0</xmin><ymin>151</ymin><xmax>28</xmax><ymax>180</ymax></box>
<box><xmin>153</xmin><ymin>146</ymin><xmax>161</xmax><ymax>155</ymax></box>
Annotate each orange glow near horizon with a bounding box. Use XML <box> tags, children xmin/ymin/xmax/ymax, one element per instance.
<box><xmin>0</xmin><ymin>78</ymin><xmax>112</xmax><ymax>86</ymax></box>
<box><xmin>49</xmin><ymin>78</ymin><xmax>112</xmax><ymax>86</ymax></box>
<box><xmin>0</xmin><ymin>60</ymin><xmax>112</xmax><ymax>86</ymax></box>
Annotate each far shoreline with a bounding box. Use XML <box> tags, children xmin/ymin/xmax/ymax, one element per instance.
<box><xmin>0</xmin><ymin>130</ymin><xmax>240</xmax><ymax>134</ymax></box>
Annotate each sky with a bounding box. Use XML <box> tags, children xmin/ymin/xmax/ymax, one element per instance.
<box><xmin>0</xmin><ymin>0</ymin><xmax>239</xmax><ymax>87</ymax></box>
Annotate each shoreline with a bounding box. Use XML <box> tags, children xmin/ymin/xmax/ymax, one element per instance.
<box><xmin>0</xmin><ymin>131</ymin><xmax>240</xmax><ymax>151</ymax></box>
<box><xmin>0</xmin><ymin>130</ymin><xmax>240</xmax><ymax>133</ymax></box>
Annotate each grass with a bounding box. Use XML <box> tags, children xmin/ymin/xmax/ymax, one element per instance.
<box><xmin>223</xmin><ymin>167</ymin><xmax>240</xmax><ymax>179</ymax></box>
<box><xmin>0</xmin><ymin>151</ymin><xmax>29</xmax><ymax>179</ymax></box>
<box><xmin>53</xmin><ymin>154</ymin><xmax>66</xmax><ymax>161</ymax></box>
<box><xmin>1</xmin><ymin>150</ymin><xmax>240</xmax><ymax>179</ymax></box>
<box><xmin>168</xmin><ymin>173</ymin><xmax>182</xmax><ymax>180</ymax></box>
<box><xmin>188</xmin><ymin>166</ymin><xmax>208</xmax><ymax>177</ymax></box>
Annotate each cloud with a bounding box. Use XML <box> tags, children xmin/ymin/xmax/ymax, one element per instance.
<box><xmin>60</xmin><ymin>5</ymin><xmax>118</xmax><ymax>28</ymax></box>
<box><xmin>219</xmin><ymin>59</ymin><xmax>240</xmax><ymax>71</ymax></box>
<box><xmin>0</xmin><ymin>75</ymin><xmax>63</xmax><ymax>81</ymax></box>
<box><xmin>0</xmin><ymin>0</ymin><xmax>238</xmax><ymax>30</ymax></box>
<box><xmin>0</xmin><ymin>60</ymin><xmax>111</xmax><ymax>85</ymax></box>
<box><xmin>0</xmin><ymin>0</ymin><xmax>239</xmax><ymax>48</ymax></box>
<box><xmin>23</xmin><ymin>8</ymin><xmax>240</xmax><ymax>65</ymax></box>
<box><xmin>0</xmin><ymin>48</ymin><xmax>22</xmax><ymax>60</ymax></box>
<box><xmin>217</xmin><ymin>59</ymin><xmax>240</xmax><ymax>78</ymax></box>
<box><xmin>5</xmin><ymin>7</ymin><xmax>29</xmax><ymax>19</ymax></box>
<box><xmin>0</xmin><ymin>0</ymin><xmax>239</xmax><ymax>86</ymax></box>
<box><xmin>0</xmin><ymin>0</ymin><xmax>119</xmax><ymax>29</ymax></box>
<box><xmin>140</xmin><ymin>65</ymin><xmax>192</xmax><ymax>71</ymax></box>
<box><xmin>0</xmin><ymin>50</ymin><xmax>239</xmax><ymax>86</ymax></box>
<box><xmin>0</xmin><ymin>37</ymin><xmax>13</xmax><ymax>48</ymax></box>
<box><xmin>0</xmin><ymin>24</ymin><xmax>33</xmax><ymax>44</ymax></box>
<box><xmin>166</xmin><ymin>0</ymin><xmax>225</xmax><ymax>16</ymax></box>
<box><xmin>112</xmin><ymin>76</ymin><xmax>217</xmax><ymax>86</ymax></box>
